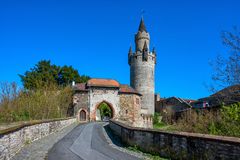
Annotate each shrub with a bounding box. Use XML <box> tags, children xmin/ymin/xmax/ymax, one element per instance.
<box><xmin>153</xmin><ymin>113</ymin><xmax>167</xmax><ymax>129</ymax></box>
<box><xmin>0</xmin><ymin>82</ymin><xmax>72</xmax><ymax>123</ymax></box>
<box><xmin>153</xmin><ymin>113</ymin><xmax>161</xmax><ymax>124</ymax></box>
<box><xmin>98</xmin><ymin>102</ymin><xmax>112</xmax><ymax>119</ymax></box>
<box><xmin>174</xmin><ymin>103</ymin><xmax>240</xmax><ymax>137</ymax></box>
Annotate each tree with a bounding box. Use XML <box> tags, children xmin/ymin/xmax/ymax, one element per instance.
<box><xmin>19</xmin><ymin>60</ymin><xmax>59</xmax><ymax>89</ymax></box>
<box><xmin>98</xmin><ymin>102</ymin><xmax>112</xmax><ymax>119</ymax></box>
<box><xmin>19</xmin><ymin>60</ymin><xmax>90</xmax><ymax>89</ymax></box>
<box><xmin>209</xmin><ymin>27</ymin><xmax>240</xmax><ymax>104</ymax></box>
<box><xmin>58</xmin><ymin>65</ymin><xmax>90</xmax><ymax>86</ymax></box>
<box><xmin>211</xmin><ymin>27</ymin><xmax>240</xmax><ymax>89</ymax></box>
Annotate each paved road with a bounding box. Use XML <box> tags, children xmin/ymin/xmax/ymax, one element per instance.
<box><xmin>12</xmin><ymin>123</ymin><xmax>78</xmax><ymax>160</ymax></box>
<box><xmin>47</xmin><ymin>122</ymin><xmax>140</xmax><ymax>160</ymax></box>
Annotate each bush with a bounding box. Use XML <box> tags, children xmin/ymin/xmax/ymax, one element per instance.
<box><xmin>153</xmin><ymin>113</ymin><xmax>166</xmax><ymax>129</ymax></box>
<box><xmin>98</xmin><ymin>102</ymin><xmax>112</xmax><ymax>119</ymax></box>
<box><xmin>174</xmin><ymin>103</ymin><xmax>240</xmax><ymax>137</ymax></box>
<box><xmin>153</xmin><ymin>113</ymin><xmax>161</xmax><ymax>124</ymax></box>
<box><xmin>0</xmin><ymin>82</ymin><xmax>72</xmax><ymax>123</ymax></box>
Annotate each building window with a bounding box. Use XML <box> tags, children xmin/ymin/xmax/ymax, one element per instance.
<box><xmin>136</xmin><ymin>98</ymin><xmax>139</xmax><ymax>104</ymax></box>
<box><xmin>126</xmin><ymin>110</ymin><xmax>128</xmax><ymax>115</ymax></box>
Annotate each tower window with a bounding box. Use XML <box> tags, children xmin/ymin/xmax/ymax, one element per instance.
<box><xmin>126</xmin><ymin>110</ymin><xmax>128</xmax><ymax>114</ymax></box>
<box><xmin>136</xmin><ymin>98</ymin><xmax>139</xmax><ymax>104</ymax></box>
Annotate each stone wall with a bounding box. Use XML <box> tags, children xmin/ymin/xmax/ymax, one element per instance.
<box><xmin>109</xmin><ymin>120</ymin><xmax>240</xmax><ymax>160</ymax></box>
<box><xmin>130</xmin><ymin>53</ymin><xmax>155</xmax><ymax>115</ymax></box>
<box><xmin>73</xmin><ymin>92</ymin><xmax>89</xmax><ymax>120</ymax></box>
<box><xmin>0</xmin><ymin>118</ymin><xmax>75</xmax><ymax>160</ymax></box>
<box><xmin>119</xmin><ymin>94</ymin><xmax>142</xmax><ymax>127</ymax></box>
<box><xmin>89</xmin><ymin>88</ymin><xmax>120</xmax><ymax>120</ymax></box>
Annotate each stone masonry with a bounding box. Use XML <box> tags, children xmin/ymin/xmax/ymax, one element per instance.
<box><xmin>89</xmin><ymin>88</ymin><xmax>120</xmax><ymax>121</ymax></box>
<box><xmin>0</xmin><ymin>118</ymin><xmax>75</xmax><ymax>160</ymax></box>
<box><xmin>118</xmin><ymin>94</ymin><xmax>141</xmax><ymax>127</ymax></box>
<box><xmin>110</xmin><ymin>120</ymin><xmax>240</xmax><ymax>160</ymax></box>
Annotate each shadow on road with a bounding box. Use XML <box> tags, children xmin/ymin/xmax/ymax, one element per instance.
<box><xmin>103</xmin><ymin>124</ymin><xmax>126</xmax><ymax>148</ymax></box>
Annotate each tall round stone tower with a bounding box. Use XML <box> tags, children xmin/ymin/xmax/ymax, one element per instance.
<box><xmin>128</xmin><ymin>18</ymin><xmax>156</xmax><ymax>115</ymax></box>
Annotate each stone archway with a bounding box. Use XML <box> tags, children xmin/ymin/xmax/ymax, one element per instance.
<box><xmin>93</xmin><ymin>101</ymin><xmax>115</xmax><ymax>121</ymax></box>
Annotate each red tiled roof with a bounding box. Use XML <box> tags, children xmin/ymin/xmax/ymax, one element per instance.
<box><xmin>119</xmin><ymin>84</ymin><xmax>141</xmax><ymax>95</ymax></box>
<box><xmin>74</xmin><ymin>80</ymin><xmax>141</xmax><ymax>96</ymax></box>
<box><xmin>73</xmin><ymin>83</ymin><xmax>88</xmax><ymax>91</ymax></box>
<box><xmin>87</xmin><ymin>78</ymin><xmax>120</xmax><ymax>88</ymax></box>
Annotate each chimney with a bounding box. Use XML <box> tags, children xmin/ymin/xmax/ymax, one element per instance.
<box><xmin>72</xmin><ymin>81</ymin><xmax>75</xmax><ymax>86</ymax></box>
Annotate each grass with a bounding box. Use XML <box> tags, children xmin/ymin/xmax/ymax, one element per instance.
<box><xmin>153</xmin><ymin>122</ymin><xmax>177</xmax><ymax>132</ymax></box>
<box><xmin>153</xmin><ymin>122</ymin><xmax>166</xmax><ymax>128</ymax></box>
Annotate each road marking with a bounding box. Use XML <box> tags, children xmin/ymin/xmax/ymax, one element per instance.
<box><xmin>70</xmin><ymin>123</ymin><xmax>112</xmax><ymax>160</ymax></box>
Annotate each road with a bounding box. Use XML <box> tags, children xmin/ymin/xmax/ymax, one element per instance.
<box><xmin>47</xmin><ymin>122</ymin><xmax>140</xmax><ymax>160</ymax></box>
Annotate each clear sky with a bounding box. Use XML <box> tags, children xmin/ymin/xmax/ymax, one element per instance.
<box><xmin>0</xmin><ymin>0</ymin><xmax>239</xmax><ymax>99</ymax></box>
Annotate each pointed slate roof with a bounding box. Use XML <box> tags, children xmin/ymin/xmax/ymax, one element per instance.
<box><xmin>152</xmin><ymin>47</ymin><xmax>156</xmax><ymax>54</ymax></box>
<box><xmin>138</xmin><ymin>17</ymin><xmax>147</xmax><ymax>32</ymax></box>
<box><xmin>128</xmin><ymin>46</ymin><xmax>132</xmax><ymax>54</ymax></box>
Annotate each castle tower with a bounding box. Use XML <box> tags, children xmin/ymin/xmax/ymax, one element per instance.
<box><xmin>128</xmin><ymin>18</ymin><xmax>156</xmax><ymax>115</ymax></box>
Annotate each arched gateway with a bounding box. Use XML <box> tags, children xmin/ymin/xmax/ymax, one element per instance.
<box><xmin>94</xmin><ymin>101</ymin><xmax>115</xmax><ymax>121</ymax></box>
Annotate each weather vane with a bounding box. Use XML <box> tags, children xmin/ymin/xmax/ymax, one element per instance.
<box><xmin>141</xmin><ymin>9</ymin><xmax>145</xmax><ymax>18</ymax></box>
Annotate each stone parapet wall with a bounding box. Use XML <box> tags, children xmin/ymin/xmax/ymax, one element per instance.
<box><xmin>0</xmin><ymin>118</ymin><xmax>76</xmax><ymax>160</ymax></box>
<box><xmin>109</xmin><ymin>120</ymin><xmax>240</xmax><ymax>160</ymax></box>
<box><xmin>140</xmin><ymin>114</ymin><xmax>153</xmax><ymax>128</ymax></box>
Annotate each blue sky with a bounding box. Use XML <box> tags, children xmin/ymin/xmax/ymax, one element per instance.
<box><xmin>0</xmin><ymin>0</ymin><xmax>239</xmax><ymax>99</ymax></box>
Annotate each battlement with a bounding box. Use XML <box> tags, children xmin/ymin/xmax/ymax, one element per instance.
<box><xmin>128</xmin><ymin>51</ymin><xmax>156</xmax><ymax>65</ymax></box>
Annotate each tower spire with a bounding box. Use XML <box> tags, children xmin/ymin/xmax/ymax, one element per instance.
<box><xmin>138</xmin><ymin>17</ymin><xmax>147</xmax><ymax>32</ymax></box>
